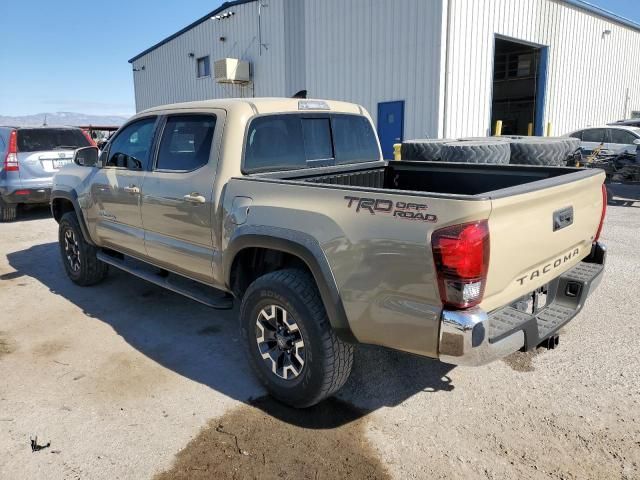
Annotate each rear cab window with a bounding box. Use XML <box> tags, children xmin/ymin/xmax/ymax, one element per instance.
<box><xmin>17</xmin><ymin>128</ymin><xmax>91</xmax><ymax>152</ymax></box>
<box><xmin>243</xmin><ymin>113</ymin><xmax>380</xmax><ymax>173</ymax></box>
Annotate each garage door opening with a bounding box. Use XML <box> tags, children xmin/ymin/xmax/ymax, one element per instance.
<box><xmin>491</xmin><ymin>37</ymin><xmax>547</xmax><ymax>136</ymax></box>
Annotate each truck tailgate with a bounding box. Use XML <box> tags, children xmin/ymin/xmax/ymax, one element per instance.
<box><xmin>481</xmin><ymin>170</ymin><xmax>605</xmax><ymax>312</ymax></box>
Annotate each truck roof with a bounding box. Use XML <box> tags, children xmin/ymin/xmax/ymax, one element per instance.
<box><xmin>138</xmin><ymin>97</ymin><xmax>364</xmax><ymax>116</ymax></box>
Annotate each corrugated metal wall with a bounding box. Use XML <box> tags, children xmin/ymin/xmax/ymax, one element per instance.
<box><xmin>131</xmin><ymin>0</ymin><xmax>289</xmax><ymax>111</ymax></box>
<box><xmin>444</xmin><ymin>0</ymin><xmax>640</xmax><ymax>137</ymax></box>
<box><xmin>302</xmin><ymin>0</ymin><xmax>444</xmax><ymax>140</ymax></box>
<box><xmin>284</xmin><ymin>0</ymin><xmax>306</xmax><ymax>96</ymax></box>
<box><xmin>131</xmin><ymin>0</ymin><xmax>640</xmax><ymax>140</ymax></box>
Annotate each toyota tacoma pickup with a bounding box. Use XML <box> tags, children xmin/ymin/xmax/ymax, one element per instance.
<box><xmin>51</xmin><ymin>98</ymin><xmax>607</xmax><ymax>407</ymax></box>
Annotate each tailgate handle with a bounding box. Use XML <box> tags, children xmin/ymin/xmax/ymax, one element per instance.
<box><xmin>553</xmin><ymin>206</ymin><xmax>574</xmax><ymax>231</ymax></box>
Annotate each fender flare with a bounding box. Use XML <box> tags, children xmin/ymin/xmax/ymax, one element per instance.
<box><xmin>50</xmin><ymin>189</ymin><xmax>96</xmax><ymax>246</ymax></box>
<box><xmin>224</xmin><ymin>225</ymin><xmax>356</xmax><ymax>343</ymax></box>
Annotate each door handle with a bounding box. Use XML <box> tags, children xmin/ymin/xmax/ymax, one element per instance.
<box><xmin>183</xmin><ymin>193</ymin><xmax>206</xmax><ymax>204</ymax></box>
<box><xmin>123</xmin><ymin>185</ymin><xmax>140</xmax><ymax>194</ymax></box>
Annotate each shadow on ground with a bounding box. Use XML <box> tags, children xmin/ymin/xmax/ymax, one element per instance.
<box><xmin>13</xmin><ymin>204</ymin><xmax>53</xmax><ymax>221</ymax></box>
<box><xmin>6</xmin><ymin>242</ymin><xmax>455</xmax><ymax>429</ymax></box>
<box><xmin>607</xmin><ymin>183</ymin><xmax>640</xmax><ymax>208</ymax></box>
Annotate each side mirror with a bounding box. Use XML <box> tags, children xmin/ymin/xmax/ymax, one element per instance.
<box><xmin>633</xmin><ymin>139</ymin><xmax>640</xmax><ymax>145</ymax></box>
<box><xmin>74</xmin><ymin>146</ymin><xmax>99</xmax><ymax>167</ymax></box>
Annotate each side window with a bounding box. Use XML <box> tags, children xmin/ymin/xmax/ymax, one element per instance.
<box><xmin>106</xmin><ymin>118</ymin><xmax>156</xmax><ymax>170</ymax></box>
<box><xmin>0</xmin><ymin>132</ymin><xmax>6</xmax><ymax>155</ymax></box>
<box><xmin>608</xmin><ymin>129</ymin><xmax>637</xmax><ymax>145</ymax></box>
<box><xmin>156</xmin><ymin>115</ymin><xmax>216</xmax><ymax>171</ymax></box>
<box><xmin>332</xmin><ymin>115</ymin><xmax>380</xmax><ymax>164</ymax></box>
<box><xmin>569</xmin><ymin>130</ymin><xmax>582</xmax><ymax>141</ymax></box>
<box><xmin>244</xmin><ymin>115</ymin><xmax>305</xmax><ymax>172</ymax></box>
<box><xmin>197</xmin><ymin>56</ymin><xmax>210</xmax><ymax>78</ymax></box>
<box><xmin>581</xmin><ymin>129</ymin><xmax>606</xmax><ymax>143</ymax></box>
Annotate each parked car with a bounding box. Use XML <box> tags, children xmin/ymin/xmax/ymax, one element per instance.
<box><xmin>0</xmin><ymin>126</ymin><xmax>95</xmax><ymax>221</ymax></box>
<box><xmin>567</xmin><ymin>125</ymin><xmax>640</xmax><ymax>155</ymax></box>
<box><xmin>51</xmin><ymin>98</ymin><xmax>606</xmax><ymax>407</ymax></box>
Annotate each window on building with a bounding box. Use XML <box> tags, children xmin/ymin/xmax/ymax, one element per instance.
<box><xmin>196</xmin><ymin>56</ymin><xmax>210</xmax><ymax>78</ymax></box>
<box><xmin>156</xmin><ymin>115</ymin><xmax>216</xmax><ymax>171</ymax></box>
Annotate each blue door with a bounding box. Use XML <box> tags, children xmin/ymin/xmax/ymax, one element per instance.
<box><xmin>377</xmin><ymin>101</ymin><xmax>404</xmax><ymax>159</ymax></box>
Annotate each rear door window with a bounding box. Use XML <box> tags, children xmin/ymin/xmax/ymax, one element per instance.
<box><xmin>244</xmin><ymin>114</ymin><xmax>380</xmax><ymax>173</ymax></box>
<box><xmin>105</xmin><ymin>117</ymin><xmax>157</xmax><ymax>170</ymax></box>
<box><xmin>17</xmin><ymin>128</ymin><xmax>91</xmax><ymax>152</ymax></box>
<box><xmin>608</xmin><ymin>129</ymin><xmax>638</xmax><ymax>145</ymax></box>
<box><xmin>156</xmin><ymin>115</ymin><xmax>216</xmax><ymax>171</ymax></box>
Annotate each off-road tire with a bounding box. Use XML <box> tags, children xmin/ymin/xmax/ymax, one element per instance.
<box><xmin>441</xmin><ymin>140</ymin><xmax>511</xmax><ymax>164</ymax></box>
<box><xmin>240</xmin><ymin>268</ymin><xmax>354</xmax><ymax>408</ymax></box>
<box><xmin>58</xmin><ymin>212</ymin><xmax>108</xmax><ymax>286</ymax></box>
<box><xmin>401</xmin><ymin>139</ymin><xmax>455</xmax><ymax>162</ymax></box>
<box><xmin>509</xmin><ymin>138</ymin><xmax>570</xmax><ymax>166</ymax></box>
<box><xmin>0</xmin><ymin>197</ymin><xmax>17</xmax><ymax>222</ymax></box>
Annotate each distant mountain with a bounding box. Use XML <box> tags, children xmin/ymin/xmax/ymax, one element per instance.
<box><xmin>0</xmin><ymin>112</ymin><xmax>129</xmax><ymax>127</ymax></box>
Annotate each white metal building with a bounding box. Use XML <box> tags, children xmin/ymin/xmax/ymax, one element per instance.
<box><xmin>129</xmin><ymin>0</ymin><xmax>640</xmax><ymax>158</ymax></box>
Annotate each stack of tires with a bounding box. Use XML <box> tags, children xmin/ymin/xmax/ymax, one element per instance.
<box><xmin>401</xmin><ymin>136</ymin><xmax>581</xmax><ymax>166</ymax></box>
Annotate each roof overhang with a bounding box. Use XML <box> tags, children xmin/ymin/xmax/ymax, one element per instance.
<box><xmin>128</xmin><ymin>0</ymin><xmax>257</xmax><ymax>63</ymax></box>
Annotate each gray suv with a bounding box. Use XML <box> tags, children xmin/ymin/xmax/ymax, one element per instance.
<box><xmin>0</xmin><ymin>126</ymin><xmax>93</xmax><ymax>221</ymax></box>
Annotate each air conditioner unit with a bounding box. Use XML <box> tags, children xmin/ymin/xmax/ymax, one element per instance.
<box><xmin>214</xmin><ymin>58</ymin><xmax>251</xmax><ymax>84</ymax></box>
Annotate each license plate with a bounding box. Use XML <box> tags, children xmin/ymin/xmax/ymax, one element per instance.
<box><xmin>52</xmin><ymin>159</ymin><xmax>72</xmax><ymax>169</ymax></box>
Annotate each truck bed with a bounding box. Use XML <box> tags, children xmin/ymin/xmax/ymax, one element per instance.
<box><xmin>271</xmin><ymin>160</ymin><xmax>597</xmax><ymax>198</ymax></box>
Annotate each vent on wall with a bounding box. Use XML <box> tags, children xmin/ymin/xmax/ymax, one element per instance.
<box><xmin>214</xmin><ymin>58</ymin><xmax>251</xmax><ymax>84</ymax></box>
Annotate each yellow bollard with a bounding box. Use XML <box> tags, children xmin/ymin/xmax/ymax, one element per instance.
<box><xmin>527</xmin><ymin>123</ymin><xmax>533</xmax><ymax>136</ymax></box>
<box><xmin>494</xmin><ymin>120</ymin><xmax>503</xmax><ymax>136</ymax></box>
<box><xmin>546</xmin><ymin>122</ymin><xmax>553</xmax><ymax>137</ymax></box>
<box><xmin>393</xmin><ymin>143</ymin><xmax>402</xmax><ymax>161</ymax></box>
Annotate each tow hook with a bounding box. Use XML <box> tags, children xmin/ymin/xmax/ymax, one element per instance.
<box><xmin>538</xmin><ymin>335</ymin><xmax>560</xmax><ymax>350</ymax></box>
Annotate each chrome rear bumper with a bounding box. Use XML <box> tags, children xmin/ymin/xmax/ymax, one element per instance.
<box><xmin>438</xmin><ymin>242</ymin><xmax>606</xmax><ymax>366</ymax></box>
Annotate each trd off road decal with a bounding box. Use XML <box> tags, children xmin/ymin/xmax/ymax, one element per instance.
<box><xmin>344</xmin><ymin>196</ymin><xmax>438</xmax><ymax>223</ymax></box>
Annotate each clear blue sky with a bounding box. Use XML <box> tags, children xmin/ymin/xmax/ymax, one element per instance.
<box><xmin>0</xmin><ymin>0</ymin><xmax>638</xmax><ymax>117</ymax></box>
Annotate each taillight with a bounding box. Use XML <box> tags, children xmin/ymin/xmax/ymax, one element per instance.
<box><xmin>431</xmin><ymin>220</ymin><xmax>490</xmax><ymax>309</ymax></box>
<box><xmin>81</xmin><ymin>129</ymin><xmax>97</xmax><ymax>147</ymax></box>
<box><xmin>3</xmin><ymin>130</ymin><xmax>19</xmax><ymax>172</ymax></box>
<box><xmin>594</xmin><ymin>184</ymin><xmax>607</xmax><ymax>242</ymax></box>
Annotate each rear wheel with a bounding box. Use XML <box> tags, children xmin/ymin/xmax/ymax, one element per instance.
<box><xmin>0</xmin><ymin>197</ymin><xmax>17</xmax><ymax>222</ymax></box>
<box><xmin>58</xmin><ymin>212</ymin><xmax>108</xmax><ymax>286</ymax></box>
<box><xmin>240</xmin><ymin>269</ymin><xmax>354</xmax><ymax>408</ymax></box>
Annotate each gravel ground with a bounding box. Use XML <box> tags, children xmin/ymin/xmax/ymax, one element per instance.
<box><xmin>0</xmin><ymin>185</ymin><xmax>639</xmax><ymax>480</ymax></box>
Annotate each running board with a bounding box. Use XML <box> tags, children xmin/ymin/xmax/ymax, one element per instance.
<box><xmin>96</xmin><ymin>252</ymin><xmax>234</xmax><ymax>310</ymax></box>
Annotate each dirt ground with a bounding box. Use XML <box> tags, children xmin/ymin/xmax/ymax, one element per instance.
<box><xmin>1</xmin><ymin>184</ymin><xmax>639</xmax><ymax>480</ymax></box>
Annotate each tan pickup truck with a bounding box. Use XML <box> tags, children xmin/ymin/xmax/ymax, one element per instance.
<box><xmin>51</xmin><ymin>98</ymin><xmax>607</xmax><ymax>407</ymax></box>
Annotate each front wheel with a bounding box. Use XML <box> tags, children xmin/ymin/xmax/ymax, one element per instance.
<box><xmin>58</xmin><ymin>212</ymin><xmax>108</xmax><ymax>286</ymax></box>
<box><xmin>240</xmin><ymin>269</ymin><xmax>354</xmax><ymax>408</ymax></box>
